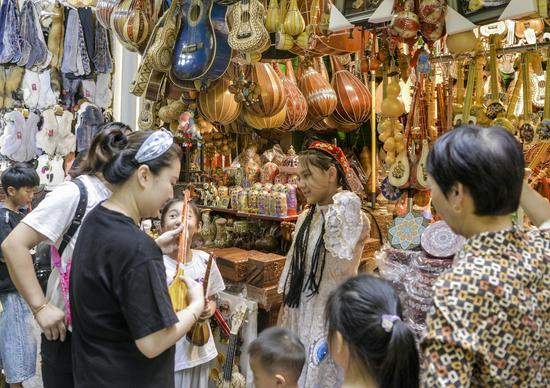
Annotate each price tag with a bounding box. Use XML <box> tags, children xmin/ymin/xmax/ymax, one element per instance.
<box><xmin>524</xmin><ymin>28</ymin><xmax>537</xmax><ymax>45</ymax></box>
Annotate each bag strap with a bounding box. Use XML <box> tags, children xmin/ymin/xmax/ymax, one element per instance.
<box><xmin>58</xmin><ymin>179</ymin><xmax>88</xmax><ymax>257</ymax></box>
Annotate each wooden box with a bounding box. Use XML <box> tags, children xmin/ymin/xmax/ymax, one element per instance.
<box><xmin>208</xmin><ymin>248</ymin><xmax>249</xmax><ymax>283</ymax></box>
<box><xmin>359</xmin><ymin>238</ymin><xmax>381</xmax><ymax>273</ymax></box>
<box><xmin>246</xmin><ymin>252</ymin><xmax>286</xmax><ymax>288</ymax></box>
<box><xmin>246</xmin><ymin>284</ymin><xmax>283</xmax><ymax>311</ymax></box>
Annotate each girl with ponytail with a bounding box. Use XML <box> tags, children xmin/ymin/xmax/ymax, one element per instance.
<box><xmin>326</xmin><ymin>274</ymin><xmax>420</xmax><ymax>388</ymax></box>
<box><xmin>277</xmin><ymin>141</ymin><xmax>370</xmax><ymax>387</ymax></box>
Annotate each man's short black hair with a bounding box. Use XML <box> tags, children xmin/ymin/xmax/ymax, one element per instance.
<box><xmin>1</xmin><ymin>163</ymin><xmax>40</xmax><ymax>195</ymax></box>
<box><xmin>427</xmin><ymin>125</ymin><xmax>524</xmax><ymax>216</ymax></box>
<box><xmin>248</xmin><ymin>327</ymin><xmax>305</xmax><ymax>383</ymax></box>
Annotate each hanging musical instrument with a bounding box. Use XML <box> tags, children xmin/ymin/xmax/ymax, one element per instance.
<box><xmin>215</xmin><ymin>303</ymin><xmax>248</xmax><ymax>388</ymax></box>
<box><xmin>245</xmin><ymin>63</ymin><xmax>287</xmax><ymax>117</ymax></box>
<box><xmin>265</xmin><ymin>0</ymin><xmax>281</xmax><ymax>33</ymax></box>
<box><xmin>149</xmin><ymin>0</ymin><xmax>183</xmax><ymax>74</ymax></box>
<box><xmin>536</xmin><ymin>48</ymin><xmax>550</xmax><ymax>142</ymax></box>
<box><xmin>486</xmin><ymin>35</ymin><xmax>505</xmax><ymax>120</ymax></box>
<box><xmin>297</xmin><ymin>57</ymin><xmax>337</xmax><ymax>120</ymax></box>
<box><xmin>519</xmin><ymin>54</ymin><xmax>535</xmax><ymax>143</ymax></box>
<box><xmin>227</xmin><ymin>0</ymin><xmax>270</xmax><ymax>54</ymax></box>
<box><xmin>471</xmin><ymin>55</ymin><xmax>489</xmax><ymax>126</ymax></box>
<box><xmin>111</xmin><ymin>0</ymin><xmax>156</xmax><ymax>53</ymax></box>
<box><xmin>389</xmin><ymin>85</ymin><xmax>416</xmax><ymax>188</ymax></box>
<box><xmin>168</xmin><ymin>190</ymin><xmax>192</xmax><ymax>312</ymax></box>
<box><xmin>171</xmin><ymin>0</ymin><xmax>231</xmax><ymax>82</ymax></box>
<box><xmin>186</xmin><ymin>255</ymin><xmax>214</xmax><ymax>346</ymax></box>
<box><xmin>330</xmin><ymin>56</ymin><xmax>371</xmax><ymax>126</ymax></box>
<box><xmin>492</xmin><ymin>66</ymin><xmax>522</xmax><ymax>134</ymax></box>
<box><xmin>275</xmin><ymin>61</ymin><xmax>308</xmax><ymax>131</ymax></box>
<box><xmin>452</xmin><ymin>60</ymin><xmax>465</xmax><ymax>115</ymax></box>
<box><xmin>198</xmin><ymin>77</ymin><xmax>242</xmax><ymax>125</ymax></box>
<box><xmin>454</xmin><ymin>59</ymin><xmax>476</xmax><ymax>126</ymax></box>
<box><xmin>96</xmin><ymin>0</ymin><xmax>120</xmax><ymax>29</ymax></box>
<box><xmin>426</xmin><ymin>72</ymin><xmax>437</xmax><ymax>140</ymax></box>
<box><xmin>514</xmin><ymin>19</ymin><xmax>544</xmax><ymax>40</ymax></box>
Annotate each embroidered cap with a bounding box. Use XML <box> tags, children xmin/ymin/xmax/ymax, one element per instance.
<box><xmin>307</xmin><ymin>141</ymin><xmax>364</xmax><ymax>193</ymax></box>
<box><xmin>135</xmin><ymin>129</ymin><xmax>174</xmax><ymax>164</ymax></box>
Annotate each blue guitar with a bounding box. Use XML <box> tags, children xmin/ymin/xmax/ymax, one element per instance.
<box><xmin>171</xmin><ymin>0</ymin><xmax>231</xmax><ymax>82</ymax></box>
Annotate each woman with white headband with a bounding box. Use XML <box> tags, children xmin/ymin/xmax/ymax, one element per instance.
<box><xmin>68</xmin><ymin>130</ymin><xmax>204</xmax><ymax>388</ymax></box>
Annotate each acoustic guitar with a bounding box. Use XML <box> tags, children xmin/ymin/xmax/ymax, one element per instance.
<box><xmin>215</xmin><ymin>302</ymin><xmax>247</xmax><ymax>388</ymax></box>
<box><xmin>227</xmin><ymin>0</ymin><xmax>270</xmax><ymax>54</ymax></box>
<box><xmin>536</xmin><ymin>48</ymin><xmax>550</xmax><ymax>142</ymax></box>
<box><xmin>171</xmin><ymin>0</ymin><xmax>231</xmax><ymax>82</ymax></box>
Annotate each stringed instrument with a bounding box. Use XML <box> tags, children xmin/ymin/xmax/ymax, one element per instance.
<box><xmin>413</xmin><ymin>85</ymin><xmax>429</xmax><ymax>191</ymax></box>
<box><xmin>245</xmin><ymin>62</ymin><xmax>287</xmax><ymax>117</ymax></box>
<box><xmin>265</xmin><ymin>0</ymin><xmax>281</xmax><ymax>33</ymax></box>
<box><xmin>454</xmin><ymin>60</ymin><xmax>477</xmax><ymax>126</ymax></box>
<box><xmin>520</xmin><ymin>53</ymin><xmax>535</xmax><ymax>143</ymax></box>
<box><xmin>171</xmin><ymin>0</ymin><xmax>231</xmax><ymax>82</ymax></box>
<box><xmin>486</xmin><ymin>35</ymin><xmax>505</xmax><ymax>120</ymax></box>
<box><xmin>471</xmin><ymin>56</ymin><xmax>488</xmax><ymax>125</ymax></box>
<box><xmin>168</xmin><ymin>190</ymin><xmax>192</xmax><ymax>312</ymax></box>
<box><xmin>186</xmin><ymin>255</ymin><xmax>214</xmax><ymax>346</ymax></box>
<box><xmin>452</xmin><ymin>60</ymin><xmax>465</xmax><ymax>115</ymax></box>
<box><xmin>530</xmin><ymin>71</ymin><xmax>546</xmax><ymax>109</ymax></box>
<box><xmin>492</xmin><ymin>66</ymin><xmax>522</xmax><ymax>134</ymax></box>
<box><xmin>227</xmin><ymin>0</ymin><xmax>270</xmax><ymax>54</ymax></box>
<box><xmin>110</xmin><ymin>0</ymin><xmax>156</xmax><ymax>53</ymax></box>
<box><xmin>215</xmin><ymin>303</ymin><xmax>248</xmax><ymax>388</ymax></box>
<box><xmin>149</xmin><ymin>0</ymin><xmax>183</xmax><ymax>74</ymax></box>
<box><xmin>198</xmin><ymin>77</ymin><xmax>242</xmax><ymax>125</ymax></box>
<box><xmin>297</xmin><ymin>57</ymin><xmax>337</xmax><ymax>120</ymax></box>
<box><xmin>389</xmin><ymin>85</ymin><xmax>416</xmax><ymax>188</ymax></box>
<box><xmin>426</xmin><ymin>72</ymin><xmax>438</xmax><ymax>140</ymax></box>
<box><xmin>275</xmin><ymin>61</ymin><xmax>308</xmax><ymax>131</ymax></box>
<box><xmin>536</xmin><ymin>48</ymin><xmax>550</xmax><ymax>142</ymax></box>
<box><xmin>330</xmin><ymin>56</ymin><xmax>371</xmax><ymax>126</ymax></box>
<box><xmin>96</xmin><ymin>0</ymin><xmax>120</xmax><ymax>29</ymax></box>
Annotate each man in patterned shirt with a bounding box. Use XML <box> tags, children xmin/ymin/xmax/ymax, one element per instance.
<box><xmin>422</xmin><ymin>126</ymin><xmax>549</xmax><ymax>387</ymax></box>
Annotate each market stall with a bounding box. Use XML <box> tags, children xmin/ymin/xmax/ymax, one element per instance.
<box><xmin>0</xmin><ymin>0</ymin><xmax>548</xmax><ymax>386</ymax></box>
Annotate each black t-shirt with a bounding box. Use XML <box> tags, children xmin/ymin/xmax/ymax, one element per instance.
<box><xmin>0</xmin><ymin>207</ymin><xmax>23</xmax><ymax>293</ymax></box>
<box><xmin>69</xmin><ymin>205</ymin><xmax>178</xmax><ymax>388</ymax></box>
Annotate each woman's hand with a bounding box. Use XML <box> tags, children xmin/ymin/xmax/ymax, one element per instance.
<box><xmin>35</xmin><ymin>303</ymin><xmax>67</xmax><ymax>342</ymax></box>
<box><xmin>155</xmin><ymin>224</ymin><xmax>184</xmax><ymax>255</ymax></box>
<box><xmin>199</xmin><ymin>298</ymin><xmax>216</xmax><ymax>320</ymax></box>
<box><xmin>179</xmin><ymin>275</ymin><xmax>204</xmax><ymax>312</ymax></box>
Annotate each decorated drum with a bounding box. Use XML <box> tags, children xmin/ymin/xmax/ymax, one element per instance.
<box><xmin>421</xmin><ymin>221</ymin><xmax>465</xmax><ymax>258</ymax></box>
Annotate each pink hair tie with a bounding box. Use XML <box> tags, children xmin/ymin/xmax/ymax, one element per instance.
<box><xmin>381</xmin><ymin>314</ymin><xmax>401</xmax><ymax>333</ymax></box>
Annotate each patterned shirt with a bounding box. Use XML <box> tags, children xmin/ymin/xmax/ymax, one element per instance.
<box><xmin>421</xmin><ymin>225</ymin><xmax>550</xmax><ymax>387</ymax></box>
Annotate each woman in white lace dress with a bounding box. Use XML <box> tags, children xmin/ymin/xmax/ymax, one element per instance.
<box><xmin>278</xmin><ymin>141</ymin><xmax>370</xmax><ymax>388</ymax></box>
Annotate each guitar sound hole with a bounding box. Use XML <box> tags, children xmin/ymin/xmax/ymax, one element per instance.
<box><xmin>189</xmin><ymin>4</ymin><xmax>201</xmax><ymax>23</ymax></box>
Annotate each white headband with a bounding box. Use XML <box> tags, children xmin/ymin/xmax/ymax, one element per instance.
<box><xmin>134</xmin><ymin>129</ymin><xmax>174</xmax><ymax>163</ymax></box>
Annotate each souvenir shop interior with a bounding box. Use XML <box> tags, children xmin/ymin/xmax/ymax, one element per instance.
<box><xmin>0</xmin><ymin>0</ymin><xmax>549</xmax><ymax>386</ymax></box>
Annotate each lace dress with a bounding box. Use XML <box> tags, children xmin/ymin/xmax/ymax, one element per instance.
<box><xmin>278</xmin><ymin>191</ymin><xmax>370</xmax><ymax>388</ymax></box>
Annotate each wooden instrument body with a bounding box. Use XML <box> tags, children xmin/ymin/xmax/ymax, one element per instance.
<box><xmin>245</xmin><ymin>63</ymin><xmax>286</xmax><ymax>117</ymax></box>
<box><xmin>111</xmin><ymin>0</ymin><xmax>155</xmax><ymax>53</ymax></box>
<box><xmin>199</xmin><ymin>77</ymin><xmax>242</xmax><ymax>125</ymax></box>
<box><xmin>276</xmin><ymin>62</ymin><xmax>307</xmax><ymax>131</ymax></box>
<box><xmin>172</xmin><ymin>0</ymin><xmax>231</xmax><ymax>81</ymax></box>
<box><xmin>330</xmin><ymin>57</ymin><xmax>371</xmax><ymax>126</ymax></box>
<box><xmin>298</xmin><ymin>60</ymin><xmax>337</xmax><ymax>120</ymax></box>
<box><xmin>97</xmin><ymin>0</ymin><xmax>120</xmax><ymax>29</ymax></box>
<box><xmin>227</xmin><ymin>0</ymin><xmax>269</xmax><ymax>53</ymax></box>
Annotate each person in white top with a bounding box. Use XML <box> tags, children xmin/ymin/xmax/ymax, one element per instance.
<box><xmin>160</xmin><ymin>199</ymin><xmax>226</xmax><ymax>388</ymax></box>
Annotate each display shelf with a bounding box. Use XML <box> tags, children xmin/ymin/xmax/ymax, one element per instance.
<box><xmin>197</xmin><ymin>205</ymin><xmax>298</xmax><ymax>222</ymax></box>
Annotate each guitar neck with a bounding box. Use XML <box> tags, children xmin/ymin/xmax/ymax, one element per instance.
<box><xmin>521</xmin><ymin>54</ymin><xmax>531</xmax><ymax>121</ymax></box>
<box><xmin>544</xmin><ymin>49</ymin><xmax>550</xmax><ymax>120</ymax></box>
<box><xmin>489</xmin><ymin>36</ymin><xmax>500</xmax><ymax>101</ymax></box>
<box><xmin>462</xmin><ymin>60</ymin><xmax>476</xmax><ymax>120</ymax></box>
<box><xmin>202</xmin><ymin>255</ymin><xmax>214</xmax><ymax>298</ymax></box>
<box><xmin>223</xmin><ymin>334</ymin><xmax>238</xmax><ymax>382</ymax></box>
<box><xmin>506</xmin><ymin>68</ymin><xmax>522</xmax><ymax>119</ymax></box>
<box><xmin>457</xmin><ymin>61</ymin><xmax>465</xmax><ymax>105</ymax></box>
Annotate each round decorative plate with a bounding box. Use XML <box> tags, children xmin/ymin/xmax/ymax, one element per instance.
<box><xmin>381</xmin><ymin>177</ymin><xmax>404</xmax><ymax>201</ymax></box>
<box><xmin>421</xmin><ymin>221</ymin><xmax>465</xmax><ymax>258</ymax></box>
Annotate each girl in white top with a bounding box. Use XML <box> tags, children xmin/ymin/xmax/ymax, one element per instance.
<box><xmin>161</xmin><ymin>199</ymin><xmax>225</xmax><ymax>388</ymax></box>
